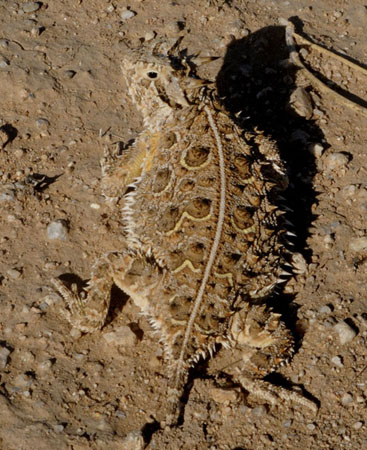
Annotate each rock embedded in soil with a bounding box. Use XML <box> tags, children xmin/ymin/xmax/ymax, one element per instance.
<box><xmin>47</xmin><ymin>220</ymin><xmax>68</xmax><ymax>240</ymax></box>
<box><xmin>103</xmin><ymin>326</ymin><xmax>138</xmax><ymax>347</ymax></box>
<box><xmin>289</xmin><ymin>87</ymin><xmax>314</xmax><ymax>119</ymax></box>
<box><xmin>323</xmin><ymin>152</ymin><xmax>350</xmax><ymax>171</ymax></box>
<box><xmin>7</xmin><ymin>268</ymin><xmax>22</xmax><ymax>279</ymax></box>
<box><xmin>334</xmin><ymin>321</ymin><xmax>357</xmax><ymax>344</ymax></box>
<box><xmin>120</xmin><ymin>430</ymin><xmax>145</xmax><ymax>450</ymax></box>
<box><xmin>209</xmin><ymin>387</ymin><xmax>238</xmax><ymax>404</ymax></box>
<box><xmin>349</xmin><ymin>236</ymin><xmax>367</xmax><ymax>252</ymax></box>
<box><xmin>121</xmin><ymin>10</ymin><xmax>136</xmax><ymax>20</ymax></box>
<box><xmin>0</xmin><ymin>346</ymin><xmax>11</xmax><ymax>369</ymax></box>
<box><xmin>22</xmin><ymin>2</ymin><xmax>42</xmax><ymax>13</ymax></box>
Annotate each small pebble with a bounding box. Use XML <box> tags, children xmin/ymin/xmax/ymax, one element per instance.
<box><xmin>0</xmin><ymin>127</ymin><xmax>10</xmax><ymax>147</ymax></box>
<box><xmin>144</xmin><ymin>31</ymin><xmax>156</xmax><ymax>41</ymax></box>
<box><xmin>289</xmin><ymin>87</ymin><xmax>313</xmax><ymax>119</ymax></box>
<box><xmin>64</xmin><ymin>70</ymin><xmax>76</xmax><ymax>79</ymax></box>
<box><xmin>14</xmin><ymin>148</ymin><xmax>25</xmax><ymax>158</ymax></box>
<box><xmin>331</xmin><ymin>355</ymin><xmax>344</xmax><ymax>367</ymax></box>
<box><xmin>38</xmin><ymin>359</ymin><xmax>53</xmax><ymax>371</ymax></box>
<box><xmin>352</xmin><ymin>421</ymin><xmax>363</xmax><ymax>430</ymax></box>
<box><xmin>70</xmin><ymin>328</ymin><xmax>82</xmax><ymax>339</ymax></box>
<box><xmin>121</xmin><ymin>430</ymin><xmax>145</xmax><ymax>450</ymax></box>
<box><xmin>341</xmin><ymin>392</ymin><xmax>353</xmax><ymax>406</ymax></box>
<box><xmin>341</xmin><ymin>184</ymin><xmax>357</xmax><ymax>198</ymax></box>
<box><xmin>334</xmin><ymin>321</ymin><xmax>357</xmax><ymax>344</ymax></box>
<box><xmin>209</xmin><ymin>387</ymin><xmax>238</xmax><ymax>404</ymax></box>
<box><xmin>31</xmin><ymin>27</ymin><xmax>42</xmax><ymax>37</ymax></box>
<box><xmin>42</xmin><ymin>293</ymin><xmax>60</xmax><ymax>306</ymax></box>
<box><xmin>0</xmin><ymin>346</ymin><xmax>11</xmax><ymax>369</ymax></box>
<box><xmin>349</xmin><ymin>237</ymin><xmax>367</xmax><ymax>252</ymax></box>
<box><xmin>307</xmin><ymin>423</ymin><xmax>316</xmax><ymax>431</ymax></box>
<box><xmin>319</xmin><ymin>305</ymin><xmax>332</xmax><ymax>314</ymax></box>
<box><xmin>0</xmin><ymin>58</ymin><xmax>10</xmax><ymax>69</ymax></box>
<box><xmin>121</xmin><ymin>10</ymin><xmax>136</xmax><ymax>20</ymax></box>
<box><xmin>309</xmin><ymin>143</ymin><xmax>324</xmax><ymax>158</ymax></box>
<box><xmin>47</xmin><ymin>220</ymin><xmax>68</xmax><ymax>240</ymax></box>
<box><xmin>36</xmin><ymin>118</ymin><xmax>50</xmax><ymax>128</ymax></box>
<box><xmin>21</xmin><ymin>351</ymin><xmax>35</xmax><ymax>364</ymax></box>
<box><xmin>103</xmin><ymin>326</ymin><xmax>137</xmax><ymax>347</ymax></box>
<box><xmin>14</xmin><ymin>373</ymin><xmax>33</xmax><ymax>388</ymax></box>
<box><xmin>251</xmin><ymin>405</ymin><xmax>267</xmax><ymax>417</ymax></box>
<box><xmin>22</xmin><ymin>2</ymin><xmax>42</xmax><ymax>13</ymax></box>
<box><xmin>53</xmin><ymin>424</ymin><xmax>65</xmax><ymax>433</ymax></box>
<box><xmin>0</xmin><ymin>185</ymin><xmax>15</xmax><ymax>202</ymax></box>
<box><xmin>7</xmin><ymin>268</ymin><xmax>22</xmax><ymax>279</ymax></box>
<box><xmin>323</xmin><ymin>152</ymin><xmax>349</xmax><ymax>171</ymax></box>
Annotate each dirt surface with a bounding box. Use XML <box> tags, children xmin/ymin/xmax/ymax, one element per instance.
<box><xmin>1</xmin><ymin>1</ymin><xmax>367</xmax><ymax>449</ymax></box>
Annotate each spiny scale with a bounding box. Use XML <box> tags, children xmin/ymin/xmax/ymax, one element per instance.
<box><xmin>52</xmin><ymin>37</ymin><xmax>298</xmax><ymax>425</ymax></box>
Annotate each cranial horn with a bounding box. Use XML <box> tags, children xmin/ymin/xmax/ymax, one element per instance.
<box><xmin>186</xmin><ymin>78</ymin><xmax>214</xmax><ymax>89</ymax></box>
<box><xmin>191</xmin><ymin>55</ymin><xmax>220</xmax><ymax>66</ymax></box>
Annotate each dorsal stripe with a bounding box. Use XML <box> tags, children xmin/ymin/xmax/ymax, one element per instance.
<box><xmin>175</xmin><ymin>105</ymin><xmax>226</xmax><ymax>386</ymax></box>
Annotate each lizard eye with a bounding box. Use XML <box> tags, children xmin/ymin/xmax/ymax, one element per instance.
<box><xmin>147</xmin><ymin>71</ymin><xmax>158</xmax><ymax>79</ymax></box>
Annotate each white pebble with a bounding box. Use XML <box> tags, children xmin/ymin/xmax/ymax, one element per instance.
<box><xmin>0</xmin><ymin>58</ymin><xmax>10</xmax><ymax>69</ymax></box>
<box><xmin>36</xmin><ymin>118</ymin><xmax>50</xmax><ymax>128</ymax></box>
<box><xmin>103</xmin><ymin>326</ymin><xmax>137</xmax><ymax>347</ymax></box>
<box><xmin>352</xmin><ymin>421</ymin><xmax>363</xmax><ymax>430</ymax></box>
<box><xmin>70</xmin><ymin>328</ymin><xmax>82</xmax><ymax>339</ymax></box>
<box><xmin>309</xmin><ymin>143</ymin><xmax>324</xmax><ymax>158</ymax></box>
<box><xmin>121</xmin><ymin>10</ymin><xmax>136</xmax><ymax>20</ymax></box>
<box><xmin>251</xmin><ymin>405</ymin><xmax>267</xmax><ymax>416</ymax></box>
<box><xmin>319</xmin><ymin>305</ymin><xmax>332</xmax><ymax>314</ymax></box>
<box><xmin>14</xmin><ymin>373</ymin><xmax>33</xmax><ymax>388</ymax></box>
<box><xmin>0</xmin><ymin>346</ymin><xmax>11</xmax><ymax>369</ymax></box>
<box><xmin>341</xmin><ymin>392</ymin><xmax>353</xmax><ymax>405</ymax></box>
<box><xmin>120</xmin><ymin>430</ymin><xmax>145</xmax><ymax>450</ymax></box>
<box><xmin>341</xmin><ymin>184</ymin><xmax>357</xmax><ymax>198</ymax></box>
<box><xmin>349</xmin><ymin>237</ymin><xmax>367</xmax><ymax>252</ymax></box>
<box><xmin>323</xmin><ymin>152</ymin><xmax>349</xmax><ymax>171</ymax></box>
<box><xmin>38</xmin><ymin>359</ymin><xmax>53</xmax><ymax>371</ymax></box>
<box><xmin>331</xmin><ymin>356</ymin><xmax>343</xmax><ymax>367</ymax></box>
<box><xmin>334</xmin><ymin>321</ymin><xmax>357</xmax><ymax>344</ymax></box>
<box><xmin>144</xmin><ymin>31</ymin><xmax>156</xmax><ymax>41</ymax></box>
<box><xmin>47</xmin><ymin>220</ymin><xmax>68</xmax><ymax>240</ymax></box>
<box><xmin>22</xmin><ymin>2</ymin><xmax>42</xmax><ymax>13</ymax></box>
<box><xmin>21</xmin><ymin>351</ymin><xmax>35</xmax><ymax>364</ymax></box>
<box><xmin>7</xmin><ymin>268</ymin><xmax>22</xmax><ymax>279</ymax></box>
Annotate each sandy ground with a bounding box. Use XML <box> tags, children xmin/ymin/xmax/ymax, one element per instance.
<box><xmin>1</xmin><ymin>1</ymin><xmax>367</xmax><ymax>449</ymax></box>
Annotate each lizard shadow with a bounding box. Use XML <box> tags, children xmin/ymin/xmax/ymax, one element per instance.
<box><xmin>216</xmin><ymin>24</ymin><xmax>324</xmax><ymax>335</ymax></box>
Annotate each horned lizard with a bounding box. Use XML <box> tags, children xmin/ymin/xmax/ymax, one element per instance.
<box><xmin>53</xmin><ymin>37</ymin><xmax>316</xmax><ymax>425</ymax></box>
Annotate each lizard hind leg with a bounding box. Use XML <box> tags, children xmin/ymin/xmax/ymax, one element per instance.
<box><xmin>210</xmin><ymin>303</ymin><xmax>318</xmax><ymax>413</ymax></box>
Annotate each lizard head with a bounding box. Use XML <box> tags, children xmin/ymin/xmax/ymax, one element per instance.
<box><xmin>121</xmin><ymin>38</ymin><xmax>217</xmax><ymax>126</ymax></box>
